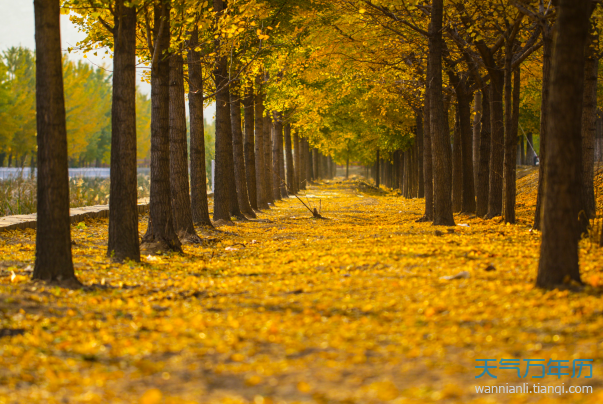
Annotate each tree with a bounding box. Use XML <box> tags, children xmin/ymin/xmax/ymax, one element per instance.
<box><xmin>537</xmin><ymin>0</ymin><xmax>591</xmax><ymax>288</ymax></box>
<box><xmin>107</xmin><ymin>0</ymin><xmax>140</xmax><ymax>262</ymax></box>
<box><xmin>32</xmin><ymin>0</ymin><xmax>78</xmax><ymax>283</ymax></box>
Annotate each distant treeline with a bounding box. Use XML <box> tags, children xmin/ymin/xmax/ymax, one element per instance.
<box><xmin>0</xmin><ymin>46</ymin><xmax>215</xmax><ymax>171</ymax></box>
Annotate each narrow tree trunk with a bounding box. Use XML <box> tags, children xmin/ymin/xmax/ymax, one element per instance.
<box><xmin>487</xmin><ymin>69</ymin><xmax>505</xmax><ymax>219</ymax></box>
<box><xmin>459</xmin><ymin>91</ymin><xmax>476</xmax><ymax>214</ymax></box>
<box><xmin>263</xmin><ymin>106</ymin><xmax>274</xmax><ymax>204</ymax></box>
<box><xmin>582</xmin><ymin>29</ymin><xmax>598</xmax><ymax>220</ymax></box>
<box><xmin>375</xmin><ymin>149</ymin><xmax>380</xmax><ymax>187</ymax></box>
<box><xmin>534</xmin><ymin>24</ymin><xmax>554</xmax><ymax>230</ymax></box>
<box><xmin>243</xmin><ymin>82</ymin><xmax>258</xmax><ymax>211</ymax></box>
<box><xmin>537</xmin><ymin>0</ymin><xmax>589</xmax><ymax>288</ymax></box>
<box><xmin>422</xmin><ymin>90</ymin><xmax>433</xmax><ymax>221</ymax></box>
<box><xmin>527</xmin><ymin>132</ymin><xmax>535</xmax><ymax>165</ymax></box>
<box><xmin>32</xmin><ymin>0</ymin><xmax>77</xmax><ymax>282</ymax></box>
<box><xmin>188</xmin><ymin>28</ymin><xmax>213</xmax><ymax>227</ymax></box>
<box><xmin>346</xmin><ymin>155</ymin><xmax>349</xmax><ymax>179</ymax></box>
<box><xmin>429</xmin><ymin>0</ymin><xmax>455</xmax><ymax>226</ymax></box>
<box><xmin>279</xmin><ymin>120</ymin><xmax>289</xmax><ymax>197</ymax></box>
<box><xmin>476</xmin><ymin>84</ymin><xmax>492</xmax><ymax>217</ymax></box>
<box><xmin>293</xmin><ymin>131</ymin><xmax>301</xmax><ymax>192</ymax></box>
<box><xmin>473</xmin><ymin>90</ymin><xmax>482</xmax><ymax>191</ymax></box>
<box><xmin>108</xmin><ymin>0</ymin><xmax>139</xmax><ymax>262</ymax></box>
<box><xmin>271</xmin><ymin>112</ymin><xmax>282</xmax><ymax>200</ymax></box>
<box><xmin>230</xmin><ymin>82</ymin><xmax>255</xmax><ymax>218</ymax></box>
<box><xmin>452</xmin><ymin>107</ymin><xmax>463</xmax><ymax>212</ymax></box>
<box><xmin>503</xmin><ymin>43</ymin><xmax>518</xmax><ymax>224</ymax></box>
<box><xmin>254</xmin><ymin>77</ymin><xmax>268</xmax><ymax>209</ymax></box>
<box><xmin>313</xmin><ymin>149</ymin><xmax>319</xmax><ymax>180</ymax></box>
<box><xmin>416</xmin><ymin>113</ymin><xmax>424</xmax><ymax>197</ymax></box>
<box><xmin>285</xmin><ymin>123</ymin><xmax>296</xmax><ymax>194</ymax></box>
<box><xmin>142</xmin><ymin>1</ymin><xmax>181</xmax><ymax>251</ymax></box>
<box><xmin>519</xmin><ymin>135</ymin><xmax>525</xmax><ymax>165</ymax></box>
<box><xmin>169</xmin><ymin>52</ymin><xmax>199</xmax><ymax>240</ymax></box>
<box><xmin>225</xmin><ymin>83</ymin><xmax>244</xmax><ymax>219</ymax></box>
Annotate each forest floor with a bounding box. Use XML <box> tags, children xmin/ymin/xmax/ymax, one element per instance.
<box><xmin>2</xmin><ymin>172</ymin><xmax>603</xmax><ymax>403</ymax></box>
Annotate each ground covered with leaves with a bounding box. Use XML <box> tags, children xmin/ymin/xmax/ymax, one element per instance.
<box><xmin>1</xmin><ymin>177</ymin><xmax>603</xmax><ymax>403</ymax></box>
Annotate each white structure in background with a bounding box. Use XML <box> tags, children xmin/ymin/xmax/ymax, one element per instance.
<box><xmin>0</xmin><ymin>167</ymin><xmax>151</xmax><ymax>180</ymax></box>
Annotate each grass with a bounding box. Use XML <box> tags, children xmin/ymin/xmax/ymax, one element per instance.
<box><xmin>0</xmin><ymin>175</ymin><xmax>150</xmax><ymax>217</ymax></box>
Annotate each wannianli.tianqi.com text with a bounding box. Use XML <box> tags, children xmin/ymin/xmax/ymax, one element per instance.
<box><xmin>475</xmin><ymin>384</ymin><xmax>593</xmax><ymax>394</ymax></box>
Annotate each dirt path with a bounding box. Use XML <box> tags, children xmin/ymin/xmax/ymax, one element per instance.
<box><xmin>1</xmin><ymin>179</ymin><xmax>602</xmax><ymax>403</ymax></box>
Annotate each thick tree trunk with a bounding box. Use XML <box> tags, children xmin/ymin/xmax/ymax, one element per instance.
<box><xmin>476</xmin><ymin>84</ymin><xmax>492</xmax><ymax>217</ymax></box>
<box><xmin>452</xmin><ymin>107</ymin><xmax>463</xmax><ymax>212</ymax></box>
<box><xmin>285</xmin><ymin>123</ymin><xmax>296</xmax><ymax>194</ymax></box>
<box><xmin>534</xmin><ymin>25</ymin><xmax>554</xmax><ymax>230</ymax></box>
<box><xmin>487</xmin><ymin>69</ymin><xmax>505</xmax><ymax>218</ymax></box>
<box><xmin>582</xmin><ymin>30</ymin><xmax>598</xmax><ymax>220</ymax></box>
<box><xmin>169</xmin><ymin>52</ymin><xmax>199</xmax><ymax>240</ymax></box>
<box><xmin>108</xmin><ymin>0</ymin><xmax>139</xmax><ymax>262</ymax></box>
<box><xmin>32</xmin><ymin>0</ymin><xmax>77</xmax><ymax>282</ymax></box>
<box><xmin>142</xmin><ymin>1</ymin><xmax>181</xmax><ymax>252</ymax></box>
<box><xmin>243</xmin><ymin>83</ymin><xmax>258</xmax><ymax>211</ymax></box>
<box><xmin>188</xmin><ymin>28</ymin><xmax>213</xmax><ymax>227</ymax></box>
<box><xmin>254</xmin><ymin>77</ymin><xmax>268</xmax><ymax>209</ymax></box>
<box><xmin>230</xmin><ymin>83</ymin><xmax>255</xmax><ymax>218</ymax></box>
<box><xmin>537</xmin><ymin>0</ymin><xmax>590</xmax><ymax>288</ymax></box>
<box><xmin>429</xmin><ymin>0</ymin><xmax>455</xmax><ymax>226</ymax></box>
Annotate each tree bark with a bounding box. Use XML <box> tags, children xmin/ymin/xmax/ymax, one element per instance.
<box><xmin>459</xmin><ymin>91</ymin><xmax>476</xmax><ymax>214</ymax></box>
<box><xmin>416</xmin><ymin>113</ymin><xmax>424</xmax><ymax>198</ymax></box>
<box><xmin>487</xmin><ymin>68</ymin><xmax>505</xmax><ymax>219</ymax></box>
<box><xmin>293</xmin><ymin>131</ymin><xmax>301</xmax><ymax>192</ymax></box>
<box><xmin>188</xmin><ymin>28</ymin><xmax>213</xmax><ymax>227</ymax></box>
<box><xmin>285</xmin><ymin>123</ymin><xmax>296</xmax><ymax>194</ymax></box>
<box><xmin>108</xmin><ymin>0</ymin><xmax>139</xmax><ymax>262</ymax></box>
<box><xmin>253</xmin><ymin>76</ymin><xmax>269</xmax><ymax>209</ymax></box>
<box><xmin>142</xmin><ymin>0</ymin><xmax>181</xmax><ymax>252</ymax></box>
<box><xmin>534</xmin><ymin>24</ymin><xmax>554</xmax><ymax>230</ymax></box>
<box><xmin>271</xmin><ymin>112</ymin><xmax>282</xmax><ymax>200</ymax></box>
<box><xmin>32</xmin><ymin>0</ymin><xmax>77</xmax><ymax>282</ymax></box>
<box><xmin>263</xmin><ymin>105</ymin><xmax>274</xmax><ymax>204</ymax></box>
<box><xmin>422</xmin><ymin>90</ymin><xmax>433</xmax><ymax>221</ymax></box>
<box><xmin>473</xmin><ymin>90</ymin><xmax>482</xmax><ymax>192</ymax></box>
<box><xmin>278</xmin><ymin>120</ymin><xmax>289</xmax><ymax>197</ymax></box>
<box><xmin>313</xmin><ymin>148</ymin><xmax>319</xmax><ymax>180</ymax></box>
<box><xmin>452</xmin><ymin>107</ymin><xmax>463</xmax><ymax>212</ymax></box>
<box><xmin>582</xmin><ymin>28</ymin><xmax>598</xmax><ymax>220</ymax></box>
<box><xmin>429</xmin><ymin>0</ymin><xmax>455</xmax><ymax>226</ymax></box>
<box><xmin>243</xmin><ymin>82</ymin><xmax>258</xmax><ymax>211</ymax></box>
<box><xmin>231</xmin><ymin>82</ymin><xmax>255</xmax><ymax>218</ymax></box>
<box><xmin>503</xmin><ymin>42</ymin><xmax>518</xmax><ymax>224</ymax></box>
<box><xmin>375</xmin><ymin>149</ymin><xmax>380</xmax><ymax>187</ymax></box>
<box><xmin>169</xmin><ymin>52</ymin><xmax>199</xmax><ymax>240</ymax></box>
<box><xmin>476</xmin><ymin>84</ymin><xmax>492</xmax><ymax>217</ymax></box>
<box><xmin>537</xmin><ymin>0</ymin><xmax>590</xmax><ymax>288</ymax></box>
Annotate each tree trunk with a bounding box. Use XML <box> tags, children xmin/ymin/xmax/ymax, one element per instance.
<box><xmin>416</xmin><ymin>113</ymin><xmax>424</xmax><ymax>198</ymax></box>
<box><xmin>254</xmin><ymin>76</ymin><xmax>269</xmax><ymax>209</ymax></box>
<box><xmin>32</xmin><ymin>0</ymin><xmax>77</xmax><ymax>282</ymax></box>
<box><xmin>429</xmin><ymin>0</ymin><xmax>455</xmax><ymax>226</ymax></box>
<box><xmin>169</xmin><ymin>52</ymin><xmax>199</xmax><ymax>240</ymax></box>
<box><xmin>225</xmin><ymin>83</ymin><xmax>244</xmax><ymax>219</ymax></box>
<box><xmin>212</xmin><ymin>2</ymin><xmax>236</xmax><ymax>222</ymax></box>
<box><xmin>142</xmin><ymin>1</ymin><xmax>182</xmax><ymax>252</ymax></box>
<box><xmin>263</xmin><ymin>105</ymin><xmax>274</xmax><ymax>204</ymax></box>
<box><xmin>527</xmin><ymin>132</ymin><xmax>535</xmax><ymax>165</ymax></box>
<box><xmin>230</xmin><ymin>82</ymin><xmax>255</xmax><ymax>218</ymax></box>
<box><xmin>476</xmin><ymin>84</ymin><xmax>492</xmax><ymax>217</ymax></box>
<box><xmin>537</xmin><ymin>0</ymin><xmax>590</xmax><ymax>288</ymax></box>
<box><xmin>422</xmin><ymin>89</ymin><xmax>433</xmax><ymax>221</ymax></box>
<box><xmin>519</xmin><ymin>135</ymin><xmax>525</xmax><ymax>165</ymax></box>
<box><xmin>108</xmin><ymin>0</ymin><xmax>140</xmax><ymax>262</ymax></box>
<box><xmin>279</xmin><ymin>121</ymin><xmax>289</xmax><ymax>197</ymax></box>
<box><xmin>534</xmin><ymin>24</ymin><xmax>554</xmax><ymax>230</ymax></box>
<box><xmin>187</xmin><ymin>28</ymin><xmax>213</xmax><ymax>227</ymax></box>
<box><xmin>503</xmin><ymin>43</ymin><xmax>518</xmax><ymax>224</ymax></box>
<box><xmin>375</xmin><ymin>149</ymin><xmax>380</xmax><ymax>187</ymax></box>
<box><xmin>313</xmin><ymin>148</ymin><xmax>319</xmax><ymax>180</ymax></box>
<box><xmin>487</xmin><ymin>69</ymin><xmax>505</xmax><ymax>219</ymax></box>
<box><xmin>582</xmin><ymin>29</ymin><xmax>598</xmax><ymax>220</ymax></box>
<box><xmin>452</xmin><ymin>107</ymin><xmax>463</xmax><ymax>212</ymax></box>
<box><xmin>243</xmin><ymin>82</ymin><xmax>258</xmax><ymax>211</ymax></box>
<box><xmin>473</xmin><ymin>90</ymin><xmax>482</xmax><ymax>191</ymax></box>
<box><xmin>271</xmin><ymin>112</ymin><xmax>282</xmax><ymax>200</ymax></box>
<box><xmin>459</xmin><ymin>91</ymin><xmax>476</xmax><ymax>214</ymax></box>
<box><xmin>285</xmin><ymin>123</ymin><xmax>296</xmax><ymax>194</ymax></box>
